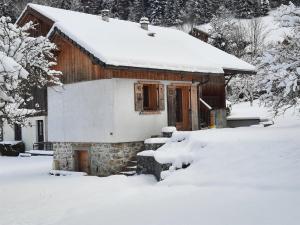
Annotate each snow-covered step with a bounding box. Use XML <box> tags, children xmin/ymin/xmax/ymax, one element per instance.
<box><xmin>161</xmin><ymin>126</ymin><xmax>177</xmax><ymax>137</ymax></box>
<box><xmin>127</xmin><ymin>165</ymin><xmax>137</xmax><ymax>169</ymax></box>
<box><xmin>144</xmin><ymin>137</ymin><xmax>169</xmax><ymax>151</ymax></box>
<box><xmin>19</xmin><ymin>153</ymin><xmax>31</xmax><ymax>157</ymax></box>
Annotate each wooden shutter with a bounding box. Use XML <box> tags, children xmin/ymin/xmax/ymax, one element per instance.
<box><xmin>158</xmin><ymin>84</ymin><xmax>165</xmax><ymax>111</ymax></box>
<box><xmin>167</xmin><ymin>85</ymin><xmax>176</xmax><ymax>126</ymax></box>
<box><xmin>134</xmin><ymin>83</ymin><xmax>143</xmax><ymax>111</ymax></box>
<box><xmin>190</xmin><ymin>85</ymin><xmax>199</xmax><ymax>130</ymax></box>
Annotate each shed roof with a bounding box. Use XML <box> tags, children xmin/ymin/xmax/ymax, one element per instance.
<box><xmin>19</xmin><ymin>4</ymin><xmax>256</xmax><ymax>75</ymax></box>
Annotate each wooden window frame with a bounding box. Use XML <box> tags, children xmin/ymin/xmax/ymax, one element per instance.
<box><xmin>134</xmin><ymin>81</ymin><xmax>165</xmax><ymax>114</ymax></box>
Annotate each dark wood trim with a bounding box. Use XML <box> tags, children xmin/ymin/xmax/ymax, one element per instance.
<box><xmin>17</xmin><ymin>6</ymin><xmax>54</xmax><ymax>27</ymax></box>
<box><xmin>224</xmin><ymin>69</ymin><xmax>256</xmax><ymax>75</ymax></box>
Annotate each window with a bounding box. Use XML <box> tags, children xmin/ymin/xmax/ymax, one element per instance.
<box><xmin>14</xmin><ymin>124</ymin><xmax>22</xmax><ymax>141</ymax></box>
<box><xmin>134</xmin><ymin>82</ymin><xmax>165</xmax><ymax>112</ymax></box>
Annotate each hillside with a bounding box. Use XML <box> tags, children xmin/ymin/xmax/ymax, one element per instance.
<box><xmin>198</xmin><ymin>9</ymin><xmax>294</xmax><ymax>44</ymax></box>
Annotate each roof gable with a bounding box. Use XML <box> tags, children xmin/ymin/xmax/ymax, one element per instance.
<box><xmin>18</xmin><ymin>4</ymin><xmax>256</xmax><ymax>75</ymax></box>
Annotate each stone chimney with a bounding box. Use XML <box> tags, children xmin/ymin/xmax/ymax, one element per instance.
<box><xmin>139</xmin><ymin>17</ymin><xmax>149</xmax><ymax>30</ymax></box>
<box><xmin>101</xmin><ymin>9</ymin><xmax>110</xmax><ymax>22</ymax></box>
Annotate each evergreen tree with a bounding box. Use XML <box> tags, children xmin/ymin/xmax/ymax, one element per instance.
<box><xmin>183</xmin><ymin>0</ymin><xmax>206</xmax><ymax>26</ymax></box>
<box><xmin>164</xmin><ymin>0</ymin><xmax>184</xmax><ymax>26</ymax></box>
<box><xmin>0</xmin><ymin>0</ymin><xmax>17</xmax><ymax>21</ymax></box>
<box><xmin>116</xmin><ymin>0</ymin><xmax>131</xmax><ymax>20</ymax></box>
<box><xmin>260</xmin><ymin>0</ymin><xmax>271</xmax><ymax>16</ymax></box>
<box><xmin>234</xmin><ymin>0</ymin><xmax>255</xmax><ymax>18</ymax></box>
<box><xmin>209</xmin><ymin>6</ymin><xmax>248</xmax><ymax>57</ymax></box>
<box><xmin>128</xmin><ymin>0</ymin><xmax>145</xmax><ymax>22</ymax></box>
<box><xmin>147</xmin><ymin>0</ymin><xmax>166</xmax><ymax>25</ymax></box>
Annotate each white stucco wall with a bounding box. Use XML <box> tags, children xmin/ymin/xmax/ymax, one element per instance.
<box><xmin>48</xmin><ymin>78</ymin><xmax>193</xmax><ymax>143</ymax></box>
<box><xmin>2</xmin><ymin>116</ymin><xmax>48</xmax><ymax>150</ymax></box>
<box><xmin>112</xmin><ymin>78</ymin><xmax>169</xmax><ymax>142</ymax></box>
<box><xmin>47</xmin><ymin>79</ymin><xmax>115</xmax><ymax>143</ymax></box>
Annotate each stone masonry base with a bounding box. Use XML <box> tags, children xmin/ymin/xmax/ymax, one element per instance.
<box><xmin>53</xmin><ymin>142</ymin><xmax>144</xmax><ymax>176</ymax></box>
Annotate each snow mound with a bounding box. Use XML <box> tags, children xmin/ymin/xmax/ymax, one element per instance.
<box><xmin>161</xmin><ymin>126</ymin><xmax>177</xmax><ymax>133</ymax></box>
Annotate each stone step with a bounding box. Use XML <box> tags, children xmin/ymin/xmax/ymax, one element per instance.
<box><xmin>122</xmin><ymin>166</ymin><xmax>137</xmax><ymax>172</ymax></box>
<box><xmin>119</xmin><ymin>171</ymin><xmax>136</xmax><ymax>176</ymax></box>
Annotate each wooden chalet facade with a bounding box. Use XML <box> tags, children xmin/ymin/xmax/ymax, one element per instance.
<box><xmin>8</xmin><ymin>4</ymin><xmax>255</xmax><ymax>176</ymax></box>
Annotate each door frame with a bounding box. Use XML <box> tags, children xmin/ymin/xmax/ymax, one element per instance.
<box><xmin>75</xmin><ymin>150</ymin><xmax>90</xmax><ymax>174</ymax></box>
<box><xmin>167</xmin><ymin>83</ymin><xmax>199</xmax><ymax>131</ymax></box>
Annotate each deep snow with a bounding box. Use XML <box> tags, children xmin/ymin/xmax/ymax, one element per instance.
<box><xmin>0</xmin><ymin>102</ymin><xmax>300</xmax><ymax>225</ymax></box>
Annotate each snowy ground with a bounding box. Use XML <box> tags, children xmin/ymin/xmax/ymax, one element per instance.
<box><xmin>1</xmin><ymin>103</ymin><xmax>300</xmax><ymax>225</ymax></box>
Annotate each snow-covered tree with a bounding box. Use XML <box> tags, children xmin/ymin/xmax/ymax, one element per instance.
<box><xmin>260</xmin><ymin>0</ymin><xmax>271</xmax><ymax>16</ymax></box>
<box><xmin>147</xmin><ymin>0</ymin><xmax>166</xmax><ymax>25</ymax></box>
<box><xmin>164</xmin><ymin>0</ymin><xmax>184</xmax><ymax>26</ymax></box>
<box><xmin>128</xmin><ymin>0</ymin><xmax>145</xmax><ymax>22</ymax></box>
<box><xmin>0</xmin><ymin>17</ymin><xmax>61</xmax><ymax>125</ymax></box>
<box><xmin>183</xmin><ymin>0</ymin><xmax>208</xmax><ymax>26</ymax></box>
<box><xmin>209</xmin><ymin>6</ymin><xmax>249</xmax><ymax>57</ymax></box>
<box><xmin>259</xmin><ymin>2</ymin><xmax>300</xmax><ymax>114</ymax></box>
<box><xmin>228</xmin><ymin>17</ymin><xmax>269</xmax><ymax>105</ymax></box>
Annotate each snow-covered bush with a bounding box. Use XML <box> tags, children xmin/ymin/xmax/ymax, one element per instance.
<box><xmin>0</xmin><ymin>17</ymin><xmax>61</xmax><ymax>125</ymax></box>
<box><xmin>259</xmin><ymin>2</ymin><xmax>300</xmax><ymax>114</ymax></box>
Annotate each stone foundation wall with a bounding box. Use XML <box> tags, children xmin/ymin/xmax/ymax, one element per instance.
<box><xmin>53</xmin><ymin>142</ymin><xmax>73</xmax><ymax>171</ymax></box>
<box><xmin>53</xmin><ymin>142</ymin><xmax>144</xmax><ymax>176</ymax></box>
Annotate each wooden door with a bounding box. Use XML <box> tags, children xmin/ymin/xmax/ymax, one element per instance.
<box><xmin>77</xmin><ymin>151</ymin><xmax>89</xmax><ymax>174</ymax></box>
<box><xmin>174</xmin><ymin>86</ymin><xmax>191</xmax><ymax>131</ymax></box>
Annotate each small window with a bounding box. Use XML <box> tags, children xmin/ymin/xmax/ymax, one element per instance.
<box><xmin>135</xmin><ymin>82</ymin><xmax>165</xmax><ymax>112</ymax></box>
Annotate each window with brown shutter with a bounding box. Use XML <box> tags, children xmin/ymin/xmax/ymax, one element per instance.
<box><xmin>134</xmin><ymin>82</ymin><xmax>165</xmax><ymax>113</ymax></box>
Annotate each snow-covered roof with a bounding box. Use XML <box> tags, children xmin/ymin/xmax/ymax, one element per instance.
<box><xmin>21</xmin><ymin>4</ymin><xmax>256</xmax><ymax>74</ymax></box>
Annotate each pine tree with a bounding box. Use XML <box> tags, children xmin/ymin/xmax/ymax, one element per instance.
<box><xmin>116</xmin><ymin>0</ymin><xmax>131</xmax><ymax>20</ymax></box>
<box><xmin>234</xmin><ymin>0</ymin><xmax>255</xmax><ymax>19</ymax></box>
<box><xmin>147</xmin><ymin>0</ymin><xmax>166</xmax><ymax>25</ymax></box>
<box><xmin>128</xmin><ymin>0</ymin><xmax>145</xmax><ymax>22</ymax></box>
<box><xmin>209</xmin><ymin>6</ymin><xmax>248</xmax><ymax>57</ymax></box>
<box><xmin>260</xmin><ymin>0</ymin><xmax>271</xmax><ymax>16</ymax></box>
<box><xmin>0</xmin><ymin>0</ymin><xmax>17</xmax><ymax>21</ymax></box>
<box><xmin>164</xmin><ymin>0</ymin><xmax>184</xmax><ymax>26</ymax></box>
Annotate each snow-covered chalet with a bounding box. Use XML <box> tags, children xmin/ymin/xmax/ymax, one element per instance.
<box><xmin>4</xmin><ymin>4</ymin><xmax>255</xmax><ymax>175</ymax></box>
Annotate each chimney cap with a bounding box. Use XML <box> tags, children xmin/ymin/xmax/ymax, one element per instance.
<box><xmin>139</xmin><ymin>17</ymin><xmax>149</xmax><ymax>30</ymax></box>
<box><xmin>140</xmin><ymin>17</ymin><xmax>149</xmax><ymax>24</ymax></box>
<box><xmin>101</xmin><ymin>9</ymin><xmax>110</xmax><ymax>22</ymax></box>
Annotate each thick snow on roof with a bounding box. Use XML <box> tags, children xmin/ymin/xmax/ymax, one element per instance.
<box><xmin>26</xmin><ymin>4</ymin><xmax>255</xmax><ymax>74</ymax></box>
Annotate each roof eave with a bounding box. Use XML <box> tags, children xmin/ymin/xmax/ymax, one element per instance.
<box><xmin>223</xmin><ymin>68</ymin><xmax>257</xmax><ymax>75</ymax></box>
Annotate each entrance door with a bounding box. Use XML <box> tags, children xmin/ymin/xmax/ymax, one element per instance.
<box><xmin>167</xmin><ymin>85</ymin><xmax>191</xmax><ymax>131</ymax></box>
<box><xmin>77</xmin><ymin>151</ymin><xmax>89</xmax><ymax>174</ymax></box>
<box><xmin>175</xmin><ymin>86</ymin><xmax>190</xmax><ymax>130</ymax></box>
